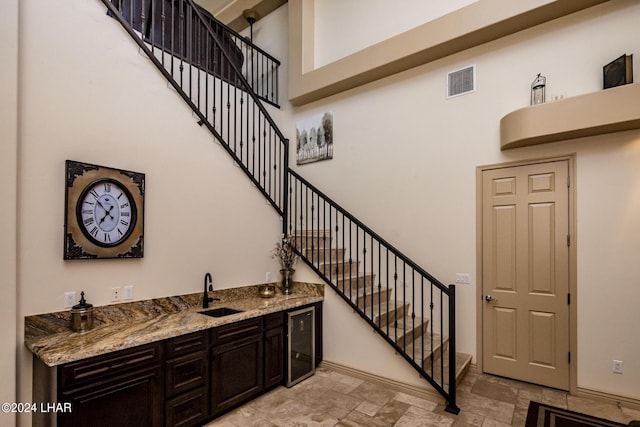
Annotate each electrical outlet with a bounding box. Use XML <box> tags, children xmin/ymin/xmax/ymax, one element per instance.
<box><xmin>612</xmin><ymin>360</ymin><xmax>623</xmax><ymax>374</ymax></box>
<box><xmin>112</xmin><ymin>287</ymin><xmax>121</xmax><ymax>302</ymax></box>
<box><xmin>455</xmin><ymin>273</ymin><xmax>471</xmax><ymax>284</ymax></box>
<box><xmin>266</xmin><ymin>272</ymin><xmax>271</xmax><ymax>282</ymax></box>
<box><xmin>123</xmin><ymin>285</ymin><xmax>134</xmax><ymax>301</ymax></box>
<box><xmin>64</xmin><ymin>291</ymin><xmax>77</xmax><ymax>308</ymax></box>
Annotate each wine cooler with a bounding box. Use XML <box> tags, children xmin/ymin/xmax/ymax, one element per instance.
<box><xmin>286</xmin><ymin>306</ymin><xmax>315</xmax><ymax>387</ymax></box>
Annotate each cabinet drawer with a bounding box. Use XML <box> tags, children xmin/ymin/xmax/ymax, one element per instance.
<box><xmin>165</xmin><ymin>350</ymin><xmax>208</xmax><ymax>397</ymax></box>
<box><xmin>211</xmin><ymin>317</ymin><xmax>262</xmax><ymax>345</ymax></box>
<box><xmin>165</xmin><ymin>330</ymin><xmax>208</xmax><ymax>359</ymax></box>
<box><xmin>58</xmin><ymin>366</ymin><xmax>163</xmax><ymax>427</ymax></box>
<box><xmin>166</xmin><ymin>385</ymin><xmax>208</xmax><ymax>427</ymax></box>
<box><xmin>264</xmin><ymin>311</ymin><xmax>283</xmax><ymax>329</ymax></box>
<box><xmin>60</xmin><ymin>342</ymin><xmax>162</xmax><ymax>389</ymax></box>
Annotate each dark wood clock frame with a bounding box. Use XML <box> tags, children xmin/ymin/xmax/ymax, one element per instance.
<box><xmin>64</xmin><ymin>160</ymin><xmax>145</xmax><ymax>260</ymax></box>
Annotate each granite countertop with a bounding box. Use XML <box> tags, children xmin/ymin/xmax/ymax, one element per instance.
<box><xmin>25</xmin><ymin>282</ymin><xmax>323</xmax><ymax>367</ymax></box>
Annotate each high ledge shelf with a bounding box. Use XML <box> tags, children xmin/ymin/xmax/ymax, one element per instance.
<box><xmin>500</xmin><ymin>83</ymin><xmax>640</xmax><ymax>150</ymax></box>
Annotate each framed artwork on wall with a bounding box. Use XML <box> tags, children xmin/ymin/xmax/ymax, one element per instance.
<box><xmin>296</xmin><ymin>112</ymin><xmax>333</xmax><ymax>165</ymax></box>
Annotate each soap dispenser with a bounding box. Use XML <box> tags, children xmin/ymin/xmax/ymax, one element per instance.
<box><xmin>70</xmin><ymin>291</ymin><xmax>94</xmax><ymax>333</ymax></box>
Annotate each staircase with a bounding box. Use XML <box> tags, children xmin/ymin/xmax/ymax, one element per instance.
<box><xmin>100</xmin><ymin>0</ymin><xmax>467</xmax><ymax>414</ymax></box>
<box><xmin>291</xmin><ymin>224</ymin><xmax>472</xmax><ymax>401</ymax></box>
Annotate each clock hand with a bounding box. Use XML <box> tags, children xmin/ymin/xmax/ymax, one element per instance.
<box><xmin>98</xmin><ymin>205</ymin><xmax>116</xmax><ymax>225</ymax></box>
<box><xmin>95</xmin><ymin>200</ymin><xmax>107</xmax><ymax>212</ymax></box>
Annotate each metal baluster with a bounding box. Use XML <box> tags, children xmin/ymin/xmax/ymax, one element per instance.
<box><xmin>421</xmin><ymin>276</ymin><xmax>425</xmax><ymax>370</ymax></box>
<box><xmin>393</xmin><ymin>257</ymin><xmax>397</xmax><ymax>335</ymax></box>
<box><xmin>370</xmin><ymin>235</ymin><xmax>374</xmax><ymax>320</ymax></box>
<box><xmin>447</xmin><ymin>285</ymin><xmax>457</xmax><ymax>412</ymax></box>
<box><xmin>140</xmin><ymin>0</ymin><xmax>146</xmax><ymax>42</ymax></box>
<box><xmin>411</xmin><ymin>269</ymin><xmax>415</xmax><ymax>356</ymax></box>
<box><xmin>440</xmin><ymin>289</ymin><xmax>444</xmax><ymax>387</ymax></box>
<box><xmin>430</xmin><ymin>284</ymin><xmax>434</xmax><ymax>375</ymax></box>
<box><xmin>196</xmin><ymin>14</ymin><xmax>201</xmax><ymax>112</ymax></box>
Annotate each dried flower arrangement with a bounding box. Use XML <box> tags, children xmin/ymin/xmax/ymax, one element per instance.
<box><xmin>272</xmin><ymin>234</ymin><xmax>298</xmax><ymax>270</ymax></box>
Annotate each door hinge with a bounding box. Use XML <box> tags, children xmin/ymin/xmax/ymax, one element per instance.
<box><xmin>567</xmin><ymin>234</ymin><xmax>570</xmax><ymax>246</ymax></box>
<box><xmin>567</xmin><ymin>175</ymin><xmax>570</xmax><ymax>188</ymax></box>
<box><xmin>567</xmin><ymin>293</ymin><xmax>570</xmax><ymax>305</ymax></box>
<box><xmin>568</xmin><ymin>352</ymin><xmax>571</xmax><ymax>363</ymax></box>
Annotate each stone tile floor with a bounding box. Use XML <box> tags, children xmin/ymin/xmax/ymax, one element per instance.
<box><xmin>207</xmin><ymin>365</ymin><xmax>640</xmax><ymax>426</ymax></box>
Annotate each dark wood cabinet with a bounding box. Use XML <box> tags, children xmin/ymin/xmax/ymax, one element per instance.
<box><xmin>210</xmin><ymin>317</ymin><xmax>264</xmax><ymax>415</ymax></box>
<box><xmin>58</xmin><ymin>343</ymin><xmax>163</xmax><ymax>427</ymax></box>
<box><xmin>264</xmin><ymin>312</ymin><xmax>285</xmax><ymax>389</ymax></box>
<box><xmin>48</xmin><ymin>303</ymin><xmax>321</xmax><ymax>427</ymax></box>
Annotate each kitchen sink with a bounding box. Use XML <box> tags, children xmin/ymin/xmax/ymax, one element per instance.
<box><xmin>199</xmin><ymin>307</ymin><xmax>244</xmax><ymax>317</ymax></box>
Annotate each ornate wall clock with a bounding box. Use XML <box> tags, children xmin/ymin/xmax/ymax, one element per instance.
<box><xmin>64</xmin><ymin>160</ymin><xmax>145</xmax><ymax>259</ymax></box>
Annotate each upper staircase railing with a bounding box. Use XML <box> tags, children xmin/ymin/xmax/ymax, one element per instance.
<box><xmin>101</xmin><ymin>0</ymin><xmax>459</xmax><ymax>414</ymax></box>
<box><xmin>110</xmin><ymin>0</ymin><xmax>280</xmax><ymax>107</ymax></box>
<box><xmin>105</xmin><ymin>0</ymin><xmax>288</xmax><ymax>216</ymax></box>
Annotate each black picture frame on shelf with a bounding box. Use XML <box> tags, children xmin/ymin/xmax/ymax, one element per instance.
<box><xmin>603</xmin><ymin>54</ymin><xmax>633</xmax><ymax>89</ymax></box>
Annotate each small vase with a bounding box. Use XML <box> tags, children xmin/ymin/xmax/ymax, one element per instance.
<box><xmin>280</xmin><ymin>268</ymin><xmax>294</xmax><ymax>295</ymax></box>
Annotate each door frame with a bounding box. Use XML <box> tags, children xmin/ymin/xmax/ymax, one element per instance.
<box><xmin>476</xmin><ymin>154</ymin><xmax>577</xmax><ymax>394</ymax></box>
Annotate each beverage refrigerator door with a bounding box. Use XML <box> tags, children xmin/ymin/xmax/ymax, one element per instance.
<box><xmin>287</xmin><ymin>306</ymin><xmax>315</xmax><ymax>387</ymax></box>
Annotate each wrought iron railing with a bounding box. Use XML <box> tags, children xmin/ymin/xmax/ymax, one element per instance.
<box><xmin>100</xmin><ymin>0</ymin><xmax>458</xmax><ymax>413</ymax></box>
<box><xmin>110</xmin><ymin>0</ymin><xmax>280</xmax><ymax>107</ymax></box>
<box><xmin>287</xmin><ymin>170</ymin><xmax>459</xmax><ymax>414</ymax></box>
<box><xmin>103</xmin><ymin>0</ymin><xmax>288</xmax><ymax>217</ymax></box>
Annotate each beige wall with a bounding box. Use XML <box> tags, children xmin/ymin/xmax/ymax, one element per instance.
<box><xmin>281</xmin><ymin>0</ymin><xmax>640</xmax><ymax>400</ymax></box>
<box><xmin>15</xmin><ymin>0</ymin><xmax>284</xmax><ymax>423</ymax></box>
<box><xmin>10</xmin><ymin>1</ymin><xmax>640</xmax><ymax>423</ymax></box>
<box><xmin>0</xmin><ymin>0</ymin><xmax>19</xmax><ymax>425</ymax></box>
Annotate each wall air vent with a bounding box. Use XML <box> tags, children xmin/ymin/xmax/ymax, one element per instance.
<box><xmin>447</xmin><ymin>65</ymin><xmax>476</xmax><ymax>98</ymax></box>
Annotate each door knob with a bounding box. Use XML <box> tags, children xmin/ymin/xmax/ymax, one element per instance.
<box><xmin>484</xmin><ymin>295</ymin><xmax>495</xmax><ymax>302</ymax></box>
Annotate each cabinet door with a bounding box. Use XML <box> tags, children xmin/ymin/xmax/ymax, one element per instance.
<box><xmin>211</xmin><ymin>333</ymin><xmax>263</xmax><ymax>415</ymax></box>
<box><xmin>264</xmin><ymin>326</ymin><xmax>284</xmax><ymax>389</ymax></box>
<box><xmin>58</xmin><ymin>367</ymin><xmax>163</xmax><ymax>427</ymax></box>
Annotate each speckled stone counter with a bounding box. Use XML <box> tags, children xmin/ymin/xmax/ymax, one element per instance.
<box><xmin>25</xmin><ymin>282</ymin><xmax>323</xmax><ymax>367</ymax></box>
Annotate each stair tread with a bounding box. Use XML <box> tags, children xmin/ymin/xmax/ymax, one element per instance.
<box><xmin>370</xmin><ymin>300</ymin><xmax>409</xmax><ymax>314</ymax></box>
<box><xmin>353</xmin><ymin>286</ymin><xmax>392</xmax><ymax>298</ymax></box>
<box><xmin>381</xmin><ymin>316</ymin><xmax>430</xmax><ymax>346</ymax></box>
<box><xmin>336</xmin><ymin>272</ymin><xmax>376</xmax><ymax>279</ymax></box>
<box><xmin>404</xmin><ymin>332</ymin><xmax>447</xmax><ymax>353</ymax></box>
<box><xmin>430</xmin><ymin>350</ymin><xmax>473</xmax><ymax>387</ymax></box>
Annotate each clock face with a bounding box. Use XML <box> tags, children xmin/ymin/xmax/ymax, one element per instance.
<box><xmin>77</xmin><ymin>179</ymin><xmax>137</xmax><ymax>247</ymax></box>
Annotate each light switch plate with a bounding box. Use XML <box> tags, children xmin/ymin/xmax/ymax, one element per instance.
<box><xmin>455</xmin><ymin>273</ymin><xmax>471</xmax><ymax>284</ymax></box>
<box><xmin>123</xmin><ymin>285</ymin><xmax>134</xmax><ymax>301</ymax></box>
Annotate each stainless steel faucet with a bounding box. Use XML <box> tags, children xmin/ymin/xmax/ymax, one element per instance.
<box><xmin>203</xmin><ymin>272</ymin><xmax>214</xmax><ymax>308</ymax></box>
